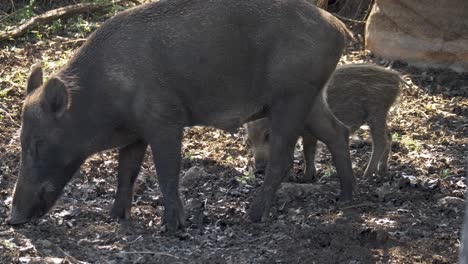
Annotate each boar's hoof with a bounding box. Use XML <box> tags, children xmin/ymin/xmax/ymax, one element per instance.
<box><xmin>110</xmin><ymin>204</ymin><xmax>131</xmax><ymax>219</ymax></box>
<box><xmin>248</xmin><ymin>197</ymin><xmax>270</xmax><ymax>223</ymax></box>
<box><xmin>248</xmin><ymin>207</ymin><xmax>266</xmax><ymax>223</ymax></box>
<box><xmin>7</xmin><ymin>216</ymin><xmax>30</xmax><ymax>226</ymax></box>
<box><xmin>297</xmin><ymin>173</ymin><xmax>316</xmax><ymax>183</ymax></box>
<box><xmin>161</xmin><ymin>207</ymin><xmax>186</xmax><ymax>234</ymax></box>
<box><xmin>7</xmin><ymin>208</ymin><xmax>32</xmax><ymax>226</ymax></box>
<box><xmin>338</xmin><ymin>189</ymin><xmax>353</xmax><ymax>202</ymax></box>
<box><xmin>161</xmin><ymin>218</ymin><xmax>186</xmax><ymax>234</ymax></box>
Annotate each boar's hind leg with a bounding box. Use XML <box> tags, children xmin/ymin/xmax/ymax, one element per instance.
<box><xmin>364</xmin><ymin>117</ymin><xmax>390</xmax><ymax>177</ymax></box>
<box><xmin>300</xmin><ymin>133</ymin><xmax>318</xmax><ymax>183</ymax></box>
<box><xmin>111</xmin><ymin>140</ymin><xmax>147</xmax><ymax>219</ymax></box>
<box><xmin>148</xmin><ymin>126</ymin><xmax>185</xmax><ymax>232</ymax></box>
<box><xmin>305</xmin><ymin>99</ymin><xmax>355</xmax><ymax>201</ymax></box>
<box><xmin>378</xmin><ymin>132</ymin><xmax>392</xmax><ymax>175</ymax></box>
<box><xmin>248</xmin><ymin>96</ymin><xmax>309</xmax><ymax>222</ymax></box>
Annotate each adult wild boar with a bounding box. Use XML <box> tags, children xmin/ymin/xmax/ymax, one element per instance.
<box><xmin>8</xmin><ymin>0</ymin><xmax>354</xmax><ymax>231</ymax></box>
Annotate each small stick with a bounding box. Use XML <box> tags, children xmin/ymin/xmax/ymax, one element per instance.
<box><xmin>333</xmin><ymin>13</ymin><xmax>367</xmax><ymax>24</ymax></box>
<box><xmin>119</xmin><ymin>251</ymin><xmax>180</xmax><ymax>259</ymax></box>
<box><xmin>340</xmin><ymin>203</ymin><xmax>376</xmax><ymax>210</ymax></box>
<box><xmin>128</xmin><ymin>235</ymin><xmax>143</xmax><ymax>244</ymax></box>
<box><xmin>56</xmin><ymin>246</ymin><xmax>88</xmax><ymax>264</ymax></box>
<box><xmin>0</xmin><ymin>102</ymin><xmax>20</xmax><ymax>127</ymax></box>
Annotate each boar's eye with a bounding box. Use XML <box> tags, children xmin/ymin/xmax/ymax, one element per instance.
<box><xmin>263</xmin><ymin>132</ymin><xmax>270</xmax><ymax>142</ymax></box>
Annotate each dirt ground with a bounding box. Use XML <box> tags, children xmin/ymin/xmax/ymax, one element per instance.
<box><xmin>0</xmin><ymin>2</ymin><xmax>467</xmax><ymax>264</ymax></box>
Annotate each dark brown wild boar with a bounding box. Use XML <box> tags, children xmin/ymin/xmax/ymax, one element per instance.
<box><xmin>246</xmin><ymin>64</ymin><xmax>402</xmax><ymax>182</ymax></box>
<box><xmin>8</xmin><ymin>0</ymin><xmax>353</xmax><ymax>231</ymax></box>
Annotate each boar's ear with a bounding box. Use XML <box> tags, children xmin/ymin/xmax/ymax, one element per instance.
<box><xmin>27</xmin><ymin>64</ymin><xmax>43</xmax><ymax>95</ymax></box>
<box><xmin>41</xmin><ymin>77</ymin><xmax>70</xmax><ymax>117</ymax></box>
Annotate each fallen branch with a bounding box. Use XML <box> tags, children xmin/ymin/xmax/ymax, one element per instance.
<box><xmin>0</xmin><ymin>1</ymin><xmax>136</xmax><ymax>41</ymax></box>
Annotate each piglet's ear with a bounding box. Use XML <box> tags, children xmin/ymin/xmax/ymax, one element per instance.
<box><xmin>41</xmin><ymin>77</ymin><xmax>70</xmax><ymax>118</ymax></box>
<box><xmin>27</xmin><ymin>64</ymin><xmax>43</xmax><ymax>95</ymax></box>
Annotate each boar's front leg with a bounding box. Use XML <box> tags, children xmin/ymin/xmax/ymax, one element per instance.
<box><xmin>111</xmin><ymin>140</ymin><xmax>147</xmax><ymax>219</ymax></box>
<box><xmin>248</xmin><ymin>96</ymin><xmax>308</xmax><ymax>222</ymax></box>
<box><xmin>148</xmin><ymin>125</ymin><xmax>185</xmax><ymax>233</ymax></box>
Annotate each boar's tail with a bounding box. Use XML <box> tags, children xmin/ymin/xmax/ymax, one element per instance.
<box><xmin>343</xmin><ymin>25</ymin><xmax>355</xmax><ymax>42</ymax></box>
<box><xmin>315</xmin><ymin>5</ymin><xmax>355</xmax><ymax>44</ymax></box>
<box><xmin>337</xmin><ymin>20</ymin><xmax>355</xmax><ymax>43</ymax></box>
<box><xmin>325</xmin><ymin>12</ymin><xmax>356</xmax><ymax>43</ymax></box>
<box><xmin>387</xmin><ymin>73</ymin><xmax>408</xmax><ymax>119</ymax></box>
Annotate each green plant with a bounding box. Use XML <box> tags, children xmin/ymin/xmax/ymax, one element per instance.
<box><xmin>322</xmin><ymin>164</ymin><xmax>336</xmax><ymax>177</ymax></box>
<box><xmin>184</xmin><ymin>151</ymin><xmax>193</xmax><ymax>160</ymax></box>
<box><xmin>439</xmin><ymin>169</ymin><xmax>450</xmax><ymax>178</ymax></box>
<box><xmin>236</xmin><ymin>172</ymin><xmax>255</xmax><ymax>185</ymax></box>
<box><xmin>399</xmin><ymin>135</ymin><xmax>422</xmax><ymax>152</ymax></box>
<box><xmin>48</xmin><ymin>19</ymin><xmax>64</xmax><ymax>33</ymax></box>
<box><xmin>0</xmin><ymin>0</ymin><xmax>37</xmax><ymax>31</ymax></box>
<box><xmin>0</xmin><ymin>88</ymin><xmax>12</xmax><ymax>97</ymax></box>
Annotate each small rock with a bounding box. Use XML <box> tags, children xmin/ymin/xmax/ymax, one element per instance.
<box><xmin>437</xmin><ymin>196</ymin><xmax>465</xmax><ymax>210</ymax></box>
<box><xmin>456</xmin><ymin>180</ymin><xmax>466</xmax><ymax>189</ymax></box>
<box><xmin>58</xmin><ymin>207</ymin><xmax>80</xmax><ymax>219</ymax></box>
<box><xmin>376</xmin><ymin>182</ymin><xmax>393</xmax><ymax>200</ymax></box>
<box><xmin>424</xmin><ymin>178</ymin><xmax>439</xmax><ymax>190</ymax></box>
<box><xmin>18</xmin><ymin>256</ymin><xmax>31</xmax><ymax>263</ymax></box>
<box><xmin>44</xmin><ymin>257</ymin><xmax>64</xmax><ymax>264</ymax></box>
<box><xmin>36</xmin><ymin>239</ymin><xmax>53</xmax><ymax>248</ymax></box>
<box><xmin>401</xmin><ymin>174</ymin><xmax>418</xmax><ymax>186</ymax></box>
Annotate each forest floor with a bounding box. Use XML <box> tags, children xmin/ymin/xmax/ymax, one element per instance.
<box><xmin>0</xmin><ymin>1</ymin><xmax>467</xmax><ymax>263</ymax></box>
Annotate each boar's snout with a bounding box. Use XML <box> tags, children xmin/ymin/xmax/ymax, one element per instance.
<box><xmin>7</xmin><ymin>179</ymin><xmax>59</xmax><ymax>225</ymax></box>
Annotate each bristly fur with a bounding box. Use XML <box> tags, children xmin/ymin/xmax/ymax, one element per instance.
<box><xmin>55</xmin><ymin>71</ymin><xmax>80</xmax><ymax>110</ymax></box>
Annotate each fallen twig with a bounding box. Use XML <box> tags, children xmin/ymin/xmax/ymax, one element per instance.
<box><xmin>340</xmin><ymin>203</ymin><xmax>376</xmax><ymax>210</ymax></box>
<box><xmin>127</xmin><ymin>0</ymin><xmax>142</xmax><ymax>4</ymax></box>
<box><xmin>56</xmin><ymin>246</ymin><xmax>88</xmax><ymax>264</ymax></box>
<box><xmin>332</xmin><ymin>13</ymin><xmax>367</xmax><ymax>24</ymax></box>
<box><xmin>128</xmin><ymin>235</ymin><xmax>143</xmax><ymax>244</ymax></box>
<box><xmin>0</xmin><ymin>102</ymin><xmax>20</xmax><ymax>127</ymax></box>
<box><xmin>119</xmin><ymin>251</ymin><xmax>180</xmax><ymax>259</ymax></box>
<box><xmin>0</xmin><ymin>0</ymin><xmax>138</xmax><ymax>41</ymax></box>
